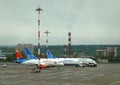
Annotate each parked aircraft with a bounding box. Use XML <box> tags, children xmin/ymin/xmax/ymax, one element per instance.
<box><xmin>14</xmin><ymin>50</ymin><xmax>48</xmax><ymax>68</ymax></box>
<box><xmin>46</xmin><ymin>49</ymin><xmax>84</xmax><ymax>67</ymax></box>
<box><xmin>46</xmin><ymin>49</ymin><xmax>97</xmax><ymax>67</ymax></box>
<box><xmin>15</xmin><ymin>50</ymin><xmax>65</xmax><ymax>69</ymax></box>
<box><xmin>25</xmin><ymin>48</ymin><xmax>64</xmax><ymax>66</ymax></box>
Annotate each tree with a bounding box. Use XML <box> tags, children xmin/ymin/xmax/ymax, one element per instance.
<box><xmin>6</xmin><ymin>54</ymin><xmax>16</xmax><ymax>62</ymax></box>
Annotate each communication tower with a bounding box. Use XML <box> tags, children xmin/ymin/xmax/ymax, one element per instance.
<box><xmin>44</xmin><ymin>30</ymin><xmax>50</xmax><ymax>50</ymax></box>
<box><xmin>36</xmin><ymin>7</ymin><xmax>42</xmax><ymax>70</ymax></box>
<box><xmin>68</xmin><ymin>32</ymin><xmax>71</xmax><ymax>57</ymax></box>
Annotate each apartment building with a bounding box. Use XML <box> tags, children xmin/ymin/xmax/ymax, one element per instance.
<box><xmin>16</xmin><ymin>44</ymin><xmax>34</xmax><ymax>53</ymax></box>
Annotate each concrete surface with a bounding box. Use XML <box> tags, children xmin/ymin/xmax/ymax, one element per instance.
<box><xmin>0</xmin><ymin>63</ymin><xmax>120</xmax><ymax>85</ymax></box>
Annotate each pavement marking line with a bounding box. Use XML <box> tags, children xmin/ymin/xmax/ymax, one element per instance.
<box><xmin>41</xmin><ymin>70</ymin><xmax>73</xmax><ymax>76</ymax></box>
<box><xmin>108</xmin><ymin>81</ymin><xmax>120</xmax><ymax>85</ymax></box>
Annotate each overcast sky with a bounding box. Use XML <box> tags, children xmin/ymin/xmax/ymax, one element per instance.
<box><xmin>0</xmin><ymin>0</ymin><xmax>120</xmax><ymax>45</ymax></box>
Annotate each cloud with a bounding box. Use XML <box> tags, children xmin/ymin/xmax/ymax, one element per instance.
<box><xmin>0</xmin><ymin>0</ymin><xmax>120</xmax><ymax>45</ymax></box>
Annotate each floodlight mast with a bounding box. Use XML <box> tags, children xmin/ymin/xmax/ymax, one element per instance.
<box><xmin>44</xmin><ymin>30</ymin><xmax>50</xmax><ymax>50</ymax></box>
<box><xmin>68</xmin><ymin>32</ymin><xmax>71</xmax><ymax>57</ymax></box>
<box><xmin>36</xmin><ymin>7</ymin><xmax>42</xmax><ymax>71</ymax></box>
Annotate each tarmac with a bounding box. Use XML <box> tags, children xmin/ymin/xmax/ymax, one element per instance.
<box><xmin>0</xmin><ymin>63</ymin><xmax>120</xmax><ymax>85</ymax></box>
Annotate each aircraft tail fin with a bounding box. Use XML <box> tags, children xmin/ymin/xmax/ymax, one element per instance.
<box><xmin>25</xmin><ymin>48</ymin><xmax>37</xmax><ymax>60</ymax></box>
<box><xmin>14</xmin><ymin>50</ymin><xmax>25</xmax><ymax>63</ymax></box>
<box><xmin>16</xmin><ymin>50</ymin><xmax>24</xmax><ymax>59</ymax></box>
<box><xmin>46</xmin><ymin>49</ymin><xmax>57</xmax><ymax>59</ymax></box>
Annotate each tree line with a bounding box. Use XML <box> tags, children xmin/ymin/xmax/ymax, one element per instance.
<box><xmin>0</xmin><ymin>45</ymin><xmax>120</xmax><ymax>63</ymax></box>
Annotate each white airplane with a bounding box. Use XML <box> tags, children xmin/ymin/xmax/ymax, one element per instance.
<box><xmin>46</xmin><ymin>49</ymin><xmax>97</xmax><ymax>67</ymax></box>
<box><xmin>78</xmin><ymin>58</ymin><xmax>97</xmax><ymax>67</ymax></box>
<box><xmin>14</xmin><ymin>50</ymin><xmax>49</xmax><ymax>68</ymax></box>
<box><xmin>14</xmin><ymin>50</ymin><xmax>64</xmax><ymax>69</ymax></box>
<box><xmin>46</xmin><ymin>49</ymin><xmax>85</xmax><ymax>67</ymax></box>
<box><xmin>25</xmin><ymin>48</ymin><xmax>64</xmax><ymax>67</ymax></box>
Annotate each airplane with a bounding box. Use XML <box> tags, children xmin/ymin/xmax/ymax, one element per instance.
<box><xmin>46</xmin><ymin>49</ymin><xmax>97</xmax><ymax>67</ymax></box>
<box><xmin>46</xmin><ymin>49</ymin><xmax>84</xmax><ymax>67</ymax></box>
<box><xmin>78</xmin><ymin>58</ymin><xmax>97</xmax><ymax>67</ymax></box>
<box><xmin>25</xmin><ymin>48</ymin><xmax>64</xmax><ymax>66</ymax></box>
<box><xmin>14</xmin><ymin>50</ymin><xmax>57</xmax><ymax>68</ymax></box>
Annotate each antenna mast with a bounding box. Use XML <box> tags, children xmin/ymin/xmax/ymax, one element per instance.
<box><xmin>36</xmin><ymin>7</ymin><xmax>42</xmax><ymax>70</ymax></box>
<box><xmin>68</xmin><ymin>32</ymin><xmax>71</xmax><ymax>57</ymax></box>
<box><xmin>44</xmin><ymin>30</ymin><xmax>50</xmax><ymax>50</ymax></box>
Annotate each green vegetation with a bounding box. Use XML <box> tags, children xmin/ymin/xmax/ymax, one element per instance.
<box><xmin>0</xmin><ymin>45</ymin><xmax>120</xmax><ymax>63</ymax></box>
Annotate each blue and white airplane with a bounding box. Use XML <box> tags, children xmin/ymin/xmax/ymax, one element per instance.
<box><xmin>46</xmin><ymin>49</ymin><xmax>97</xmax><ymax>67</ymax></box>
<box><xmin>14</xmin><ymin>50</ymin><xmax>60</xmax><ymax>68</ymax></box>
<box><xmin>46</xmin><ymin>49</ymin><xmax>84</xmax><ymax>67</ymax></box>
<box><xmin>25</xmin><ymin>48</ymin><xmax>64</xmax><ymax>66</ymax></box>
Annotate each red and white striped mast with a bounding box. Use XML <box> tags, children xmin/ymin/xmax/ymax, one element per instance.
<box><xmin>44</xmin><ymin>30</ymin><xmax>50</xmax><ymax>50</ymax></box>
<box><xmin>36</xmin><ymin>7</ymin><xmax>42</xmax><ymax>70</ymax></box>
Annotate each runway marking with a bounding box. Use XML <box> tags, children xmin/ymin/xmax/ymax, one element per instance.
<box><xmin>108</xmin><ymin>81</ymin><xmax>120</xmax><ymax>85</ymax></box>
<box><xmin>41</xmin><ymin>70</ymin><xmax>72</xmax><ymax>76</ymax></box>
